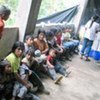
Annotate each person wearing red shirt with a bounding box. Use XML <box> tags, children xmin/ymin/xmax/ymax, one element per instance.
<box><xmin>47</xmin><ymin>49</ymin><xmax>71</xmax><ymax>84</ymax></box>
<box><xmin>0</xmin><ymin>5</ymin><xmax>11</xmax><ymax>39</ymax></box>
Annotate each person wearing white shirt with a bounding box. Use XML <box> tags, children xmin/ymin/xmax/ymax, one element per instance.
<box><xmin>80</xmin><ymin>15</ymin><xmax>99</xmax><ymax>61</ymax></box>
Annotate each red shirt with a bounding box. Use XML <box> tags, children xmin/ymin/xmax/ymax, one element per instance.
<box><xmin>0</xmin><ymin>17</ymin><xmax>4</xmax><ymax>39</ymax></box>
<box><xmin>47</xmin><ymin>55</ymin><xmax>56</xmax><ymax>65</ymax></box>
<box><xmin>56</xmin><ymin>35</ymin><xmax>62</xmax><ymax>45</ymax></box>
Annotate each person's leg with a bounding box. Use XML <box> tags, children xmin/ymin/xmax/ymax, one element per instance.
<box><xmin>48</xmin><ymin>68</ymin><xmax>63</xmax><ymax>84</ymax></box>
<box><xmin>17</xmin><ymin>86</ymin><xmax>27</xmax><ymax>99</ymax></box>
<box><xmin>84</xmin><ymin>40</ymin><xmax>93</xmax><ymax>61</ymax></box>
<box><xmin>72</xmin><ymin>40</ymin><xmax>80</xmax><ymax>54</ymax></box>
<box><xmin>55</xmin><ymin>61</ymin><xmax>71</xmax><ymax>77</ymax></box>
<box><xmin>5</xmin><ymin>82</ymin><xmax>15</xmax><ymax>100</ymax></box>
<box><xmin>80</xmin><ymin>38</ymin><xmax>89</xmax><ymax>58</ymax></box>
<box><xmin>29</xmin><ymin>71</ymin><xmax>44</xmax><ymax>89</ymax></box>
<box><xmin>48</xmin><ymin>68</ymin><xmax>57</xmax><ymax>80</ymax></box>
<box><xmin>30</xmin><ymin>93</ymin><xmax>40</xmax><ymax>100</ymax></box>
<box><xmin>29</xmin><ymin>71</ymin><xmax>50</xmax><ymax>95</ymax></box>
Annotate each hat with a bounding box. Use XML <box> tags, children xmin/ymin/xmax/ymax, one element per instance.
<box><xmin>34</xmin><ymin>50</ymin><xmax>41</xmax><ymax>57</ymax></box>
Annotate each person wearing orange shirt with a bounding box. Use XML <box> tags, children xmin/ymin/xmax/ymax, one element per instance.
<box><xmin>0</xmin><ymin>5</ymin><xmax>11</xmax><ymax>39</ymax></box>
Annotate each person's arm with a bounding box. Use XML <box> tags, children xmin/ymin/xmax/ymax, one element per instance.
<box><xmin>15</xmin><ymin>73</ymin><xmax>31</xmax><ymax>89</ymax></box>
<box><xmin>42</xmin><ymin>48</ymin><xmax>48</xmax><ymax>54</ymax></box>
<box><xmin>0</xmin><ymin>22</ymin><xmax>4</xmax><ymax>39</ymax></box>
<box><xmin>42</xmin><ymin>42</ymin><xmax>49</xmax><ymax>54</ymax></box>
<box><xmin>47</xmin><ymin>60</ymin><xmax>54</xmax><ymax>69</ymax></box>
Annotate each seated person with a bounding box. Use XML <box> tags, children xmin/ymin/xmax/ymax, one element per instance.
<box><xmin>47</xmin><ymin>49</ymin><xmax>71</xmax><ymax>84</ymax></box>
<box><xmin>5</xmin><ymin>41</ymin><xmax>33</xmax><ymax>99</ymax></box>
<box><xmin>12</xmin><ymin>59</ymin><xmax>40</xmax><ymax>100</ymax></box>
<box><xmin>0</xmin><ymin>60</ymin><xmax>15</xmax><ymax>100</ymax></box>
<box><xmin>22</xmin><ymin>49</ymin><xmax>50</xmax><ymax>95</ymax></box>
<box><xmin>24</xmin><ymin>35</ymin><xmax>35</xmax><ymax>56</ymax></box>
<box><xmin>46</xmin><ymin>30</ymin><xmax>63</xmax><ymax>61</ymax></box>
<box><xmin>33</xmin><ymin>29</ymin><xmax>49</xmax><ymax>55</ymax></box>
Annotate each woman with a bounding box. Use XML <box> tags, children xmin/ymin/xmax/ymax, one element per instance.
<box><xmin>80</xmin><ymin>15</ymin><xmax>99</xmax><ymax>61</ymax></box>
<box><xmin>33</xmin><ymin>29</ymin><xmax>49</xmax><ymax>55</ymax></box>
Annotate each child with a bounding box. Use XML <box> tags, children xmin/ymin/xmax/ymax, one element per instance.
<box><xmin>24</xmin><ymin>35</ymin><xmax>34</xmax><ymax>56</ymax></box>
<box><xmin>12</xmin><ymin>61</ymin><xmax>40</xmax><ymax>100</ymax></box>
<box><xmin>22</xmin><ymin>49</ymin><xmax>50</xmax><ymax>95</ymax></box>
<box><xmin>0</xmin><ymin>5</ymin><xmax>11</xmax><ymax>39</ymax></box>
<box><xmin>0</xmin><ymin>60</ymin><xmax>14</xmax><ymax>100</ymax></box>
<box><xmin>47</xmin><ymin>49</ymin><xmax>71</xmax><ymax>84</ymax></box>
<box><xmin>5</xmin><ymin>41</ymin><xmax>33</xmax><ymax>99</ymax></box>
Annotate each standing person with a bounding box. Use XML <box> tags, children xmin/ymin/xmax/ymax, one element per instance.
<box><xmin>80</xmin><ymin>15</ymin><xmax>100</xmax><ymax>61</ymax></box>
<box><xmin>0</xmin><ymin>5</ymin><xmax>11</xmax><ymax>39</ymax></box>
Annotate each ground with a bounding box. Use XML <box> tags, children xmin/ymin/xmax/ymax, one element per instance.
<box><xmin>39</xmin><ymin>55</ymin><xmax>100</xmax><ymax>100</ymax></box>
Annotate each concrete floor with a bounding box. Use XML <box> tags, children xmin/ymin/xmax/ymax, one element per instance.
<box><xmin>39</xmin><ymin>55</ymin><xmax>100</xmax><ymax>100</ymax></box>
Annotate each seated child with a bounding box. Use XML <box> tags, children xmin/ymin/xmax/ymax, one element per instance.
<box><xmin>12</xmin><ymin>61</ymin><xmax>40</xmax><ymax>100</ymax></box>
<box><xmin>21</xmin><ymin>49</ymin><xmax>50</xmax><ymax>95</ymax></box>
<box><xmin>47</xmin><ymin>49</ymin><xmax>71</xmax><ymax>84</ymax></box>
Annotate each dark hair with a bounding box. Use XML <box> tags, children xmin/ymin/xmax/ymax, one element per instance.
<box><xmin>0</xmin><ymin>5</ymin><xmax>11</xmax><ymax>16</ymax></box>
<box><xmin>89</xmin><ymin>15</ymin><xmax>99</xmax><ymax>28</ymax></box>
<box><xmin>37</xmin><ymin>29</ymin><xmax>46</xmax><ymax>37</ymax></box>
<box><xmin>26</xmin><ymin>48</ymin><xmax>34</xmax><ymax>56</ymax></box>
<box><xmin>50</xmin><ymin>28</ymin><xmax>58</xmax><ymax>35</ymax></box>
<box><xmin>0</xmin><ymin>60</ymin><xmax>10</xmax><ymax>72</ymax></box>
<box><xmin>12</xmin><ymin>41</ymin><xmax>25</xmax><ymax>52</ymax></box>
<box><xmin>46</xmin><ymin>30</ymin><xmax>54</xmax><ymax>38</ymax></box>
<box><xmin>25</xmin><ymin>35</ymin><xmax>34</xmax><ymax>41</ymax></box>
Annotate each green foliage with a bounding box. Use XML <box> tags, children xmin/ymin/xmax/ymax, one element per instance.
<box><xmin>38</xmin><ymin>0</ymin><xmax>69</xmax><ymax>19</ymax></box>
<box><xmin>0</xmin><ymin>0</ymin><xmax>77</xmax><ymax>25</ymax></box>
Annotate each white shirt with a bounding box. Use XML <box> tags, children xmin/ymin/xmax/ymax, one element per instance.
<box><xmin>61</xmin><ymin>32</ymin><xmax>71</xmax><ymax>41</ymax></box>
<box><xmin>84</xmin><ymin>20</ymin><xmax>99</xmax><ymax>40</ymax></box>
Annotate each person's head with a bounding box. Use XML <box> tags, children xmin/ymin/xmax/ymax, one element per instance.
<box><xmin>0</xmin><ymin>5</ymin><xmax>11</xmax><ymax>21</ymax></box>
<box><xmin>61</xmin><ymin>26</ymin><xmax>66</xmax><ymax>33</ymax></box>
<box><xmin>12</xmin><ymin>41</ymin><xmax>25</xmax><ymax>57</ymax></box>
<box><xmin>50</xmin><ymin>28</ymin><xmax>58</xmax><ymax>35</ymax></box>
<box><xmin>46</xmin><ymin>30</ymin><xmax>54</xmax><ymax>41</ymax></box>
<box><xmin>65</xmin><ymin>25</ymin><xmax>72</xmax><ymax>33</ymax></box>
<box><xmin>25</xmin><ymin>35</ymin><xmax>34</xmax><ymax>46</ymax></box>
<box><xmin>49</xmin><ymin>49</ymin><xmax>56</xmax><ymax>57</ymax></box>
<box><xmin>55</xmin><ymin>28</ymin><xmax>62</xmax><ymax>36</ymax></box>
<box><xmin>37</xmin><ymin>29</ymin><xmax>46</xmax><ymax>40</ymax></box>
<box><xmin>26</xmin><ymin>49</ymin><xmax>34</xmax><ymax>60</ymax></box>
<box><xmin>0</xmin><ymin>60</ymin><xmax>11</xmax><ymax>74</ymax></box>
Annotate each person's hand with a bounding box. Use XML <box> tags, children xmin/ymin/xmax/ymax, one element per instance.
<box><xmin>25</xmin><ymin>83</ymin><xmax>31</xmax><ymax>89</ymax></box>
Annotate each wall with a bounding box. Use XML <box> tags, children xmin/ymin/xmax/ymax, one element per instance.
<box><xmin>0</xmin><ymin>27</ymin><xmax>18</xmax><ymax>59</ymax></box>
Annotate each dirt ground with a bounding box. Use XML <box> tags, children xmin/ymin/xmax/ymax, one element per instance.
<box><xmin>38</xmin><ymin>55</ymin><xmax>100</xmax><ymax>100</ymax></box>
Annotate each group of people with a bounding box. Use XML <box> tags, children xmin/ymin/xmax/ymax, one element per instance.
<box><xmin>0</xmin><ymin>6</ymin><xmax>80</xmax><ymax>99</ymax></box>
<box><xmin>1</xmin><ymin>25</ymin><xmax>79</xmax><ymax>99</ymax></box>
<box><xmin>0</xmin><ymin>4</ymin><xmax>99</xmax><ymax>100</ymax></box>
